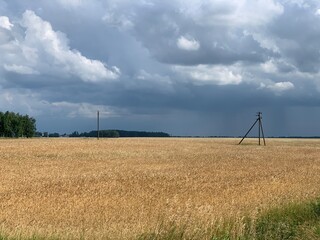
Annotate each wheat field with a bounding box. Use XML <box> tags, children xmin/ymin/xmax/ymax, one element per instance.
<box><xmin>0</xmin><ymin>138</ymin><xmax>320</xmax><ymax>239</ymax></box>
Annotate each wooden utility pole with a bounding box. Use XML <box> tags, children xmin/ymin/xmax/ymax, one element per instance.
<box><xmin>239</xmin><ymin>112</ymin><xmax>266</xmax><ymax>146</ymax></box>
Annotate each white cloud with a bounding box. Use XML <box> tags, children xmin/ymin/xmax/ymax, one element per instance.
<box><xmin>180</xmin><ymin>0</ymin><xmax>284</xmax><ymax>27</ymax></box>
<box><xmin>316</xmin><ymin>9</ymin><xmax>320</xmax><ymax>16</ymax></box>
<box><xmin>270</xmin><ymin>81</ymin><xmax>295</xmax><ymax>91</ymax></box>
<box><xmin>285</xmin><ymin>0</ymin><xmax>311</xmax><ymax>9</ymax></box>
<box><xmin>133</xmin><ymin>70</ymin><xmax>174</xmax><ymax>92</ymax></box>
<box><xmin>261</xmin><ymin>60</ymin><xmax>278</xmax><ymax>73</ymax></box>
<box><xmin>20</xmin><ymin>10</ymin><xmax>120</xmax><ymax>82</ymax></box>
<box><xmin>262</xmin><ymin>81</ymin><xmax>295</xmax><ymax>93</ymax></box>
<box><xmin>0</xmin><ymin>86</ymin><xmax>126</xmax><ymax>119</ymax></box>
<box><xmin>244</xmin><ymin>30</ymin><xmax>280</xmax><ymax>53</ymax></box>
<box><xmin>177</xmin><ymin>36</ymin><xmax>200</xmax><ymax>51</ymax></box>
<box><xmin>174</xmin><ymin>64</ymin><xmax>242</xmax><ymax>85</ymax></box>
<box><xmin>0</xmin><ymin>16</ymin><xmax>13</xmax><ymax>30</ymax></box>
<box><xmin>57</xmin><ymin>0</ymin><xmax>85</xmax><ymax>8</ymax></box>
<box><xmin>236</xmin><ymin>0</ymin><xmax>284</xmax><ymax>26</ymax></box>
<box><xmin>0</xmin><ymin>10</ymin><xmax>120</xmax><ymax>82</ymax></box>
<box><xmin>102</xmin><ymin>12</ymin><xmax>134</xmax><ymax>29</ymax></box>
<box><xmin>136</xmin><ymin>70</ymin><xmax>171</xmax><ymax>84</ymax></box>
<box><xmin>4</xmin><ymin>64</ymin><xmax>38</xmax><ymax>75</ymax></box>
<box><xmin>0</xmin><ymin>88</ymin><xmax>42</xmax><ymax>116</ymax></box>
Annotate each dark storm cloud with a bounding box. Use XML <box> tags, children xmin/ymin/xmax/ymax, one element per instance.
<box><xmin>115</xmin><ymin>1</ymin><xmax>277</xmax><ymax>65</ymax></box>
<box><xmin>1</xmin><ymin>0</ymin><xmax>320</xmax><ymax>136</ymax></box>
<box><xmin>268</xmin><ymin>3</ymin><xmax>320</xmax><ymax>73</ymax></box>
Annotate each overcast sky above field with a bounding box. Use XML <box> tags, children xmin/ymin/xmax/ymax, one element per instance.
<box><xmin>1</xmin><ymin>0</ymin><xmax>320</xmax><ymax>136</ymax></box>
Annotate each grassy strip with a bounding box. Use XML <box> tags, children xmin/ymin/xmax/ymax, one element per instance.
<box><xmin>255</xmin><ymin>198</ymin><xmax>320</xmax><ymax>240</ymax></box>
<box><xmin>0</xmin><ymin>233</ymin><xmax>60</xmax><ymax>240</ymax></box>
<box><xmin>138</xmin><ymin>198</ymin><xmax>320</xmax><ymax>240</ymax></box>
<box><xmin>1</xmin><ymin>199</ymin><xmax>320</xmax><ymax>239</ymax></box>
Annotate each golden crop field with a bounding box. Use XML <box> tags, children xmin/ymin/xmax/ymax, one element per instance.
<box><xmin>0</xmin><ymin>138</ymin><xmax>320</xmax><ymax>239</ymax></box>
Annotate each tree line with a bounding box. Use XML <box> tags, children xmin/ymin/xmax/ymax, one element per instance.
<box><xmin>0</xmin><ymin>111</ymin><xmax>36</xmax><ymax>138</ymax></box>
<box><xmin>69</xmin><ymin>130</ymin><xmax>170</xmax><ymax>138</ymax></box>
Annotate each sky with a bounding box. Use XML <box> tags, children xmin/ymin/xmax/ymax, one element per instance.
<box><xmin>1</xmin><ymin>0</ymin><xmax>320</xmax><ymax>136</ymax></box>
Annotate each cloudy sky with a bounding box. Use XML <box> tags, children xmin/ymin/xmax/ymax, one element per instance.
<box><xmin>1</xmin><ymin>0</ymin><xmax>320</xmax><ymax>136</ymax></box>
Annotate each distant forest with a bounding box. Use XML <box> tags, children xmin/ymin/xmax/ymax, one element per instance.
<box><xmin>0</xmin><ymin>111</ymin><xmax>36</xmax><ymax>138</ymax></box>
<box><xmin>69</xmin><ymin>130</ymin><xmax>170</xmax><ymax>138</ymax></box>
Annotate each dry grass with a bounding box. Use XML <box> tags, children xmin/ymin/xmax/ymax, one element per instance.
<box><xmin>0</xmin><ymin>138</ymin><xmax>320</xmax><ymax>239</ymax></box>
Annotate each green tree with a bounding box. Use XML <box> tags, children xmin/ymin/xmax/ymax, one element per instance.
<box><xmin>3</xmin><ymin>111</ymin><xmax>14</xmax><ymax>137</ymax></box>
<box><xmin>0</xmin><ymin>111</ymin><xmax>36</xmax><ymax>138</ymax></box>
<box><xmin>23</xmin><ymin>115</ymin><xmax>36</xmax><ymax>138</ymax></box>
